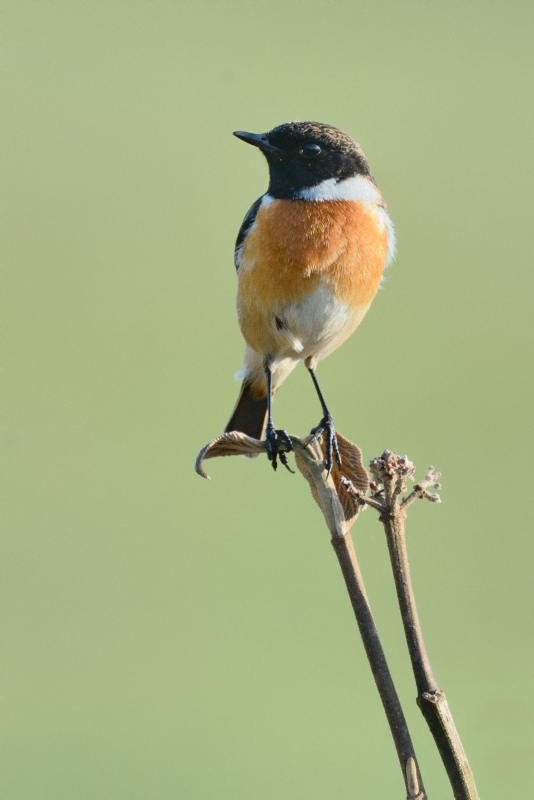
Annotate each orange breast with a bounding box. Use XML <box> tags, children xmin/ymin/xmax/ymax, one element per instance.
<box><xmin>237</xmin><ymin>198</ymin><xmax>388</xmax><ymax>353</ymax></box>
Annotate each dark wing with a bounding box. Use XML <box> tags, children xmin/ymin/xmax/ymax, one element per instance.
<box><xmin>234</xmin><ymin>196</ymin><xmax>263</xmax><ymax>271</ymax></box>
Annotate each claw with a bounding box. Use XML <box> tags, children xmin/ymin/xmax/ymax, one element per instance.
<box><xmin>265</xmin><ymin>424</ymin><xmax>294</xmax><ymax>473</ymax></box>
<box><xmin>308</xmin><ymin>413</ymin><xmax>341</xmax><ymax>475</ymax></box>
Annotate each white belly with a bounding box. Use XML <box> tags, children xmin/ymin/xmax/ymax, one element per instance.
<box><xmin>273</xmin><ymin>285</ymin><xmax>364</xmax><ymax>362</ymax></box>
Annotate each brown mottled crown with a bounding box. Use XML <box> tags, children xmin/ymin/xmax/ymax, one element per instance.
<box><xmin>268</xmin><ymin>121</ymin><xmax>364</xmax><ymax>158</ymax></box>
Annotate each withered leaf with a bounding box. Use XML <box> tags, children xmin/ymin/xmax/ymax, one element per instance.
<box><xmin>295</xmin><ymin>433</ymin><xmax>369</xmax><ymax>529</ymax></box>
<box><xmin>195</xmin><ymin>432</ymin><xmax>266</xmax><ymax>479</ymax></box>
<box><xmin>195</xmin><ymin>430</ymin><xmax>369</xmax><ymax>530</ymax></box>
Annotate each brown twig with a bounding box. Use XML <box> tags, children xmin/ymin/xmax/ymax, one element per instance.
<box><xmin>196</xmin><ymin>433</ymin><xmax>427</xmax><ymax>799</ymax></box>
<box><xmin>346</xmin><ymin>451</ymin><xmax>480</xmax><ymax>800</ymax></box>
<box><xmin>293</xmin><ymin>439</ymin><xmax>427</xmax><ymax>799</ymax></box>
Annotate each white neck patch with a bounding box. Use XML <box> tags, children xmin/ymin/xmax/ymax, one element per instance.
<box><xmin>295</xmin><ymin>175</ymin><xmax>381</xmax><ymax>204</ymax></box>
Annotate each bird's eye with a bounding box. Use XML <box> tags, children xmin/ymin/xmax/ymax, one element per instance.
<box><xmin>301</xmin><ymin>142</ymin><xmax>321</xmax><ymax>158</ymax></box>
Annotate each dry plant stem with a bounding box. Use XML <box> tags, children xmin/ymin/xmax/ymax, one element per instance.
<box><xmin>383</xmin><ymin>512</ymin><xmax>479</xmax><ymax>800</ymax></box>
<box><xmin>295</xmin><ymin>440</ymin><xmax>427</xmax><ymax>800</ymax></box>
<box><xmin>370</xmin><ymin>457</ymin><xmax>479</xmax><ymax>800</ymax></box>
<box><xmin>331</xmin><ymin>534</ymin><xmax>426</xmax><ymax>800</ymax></box>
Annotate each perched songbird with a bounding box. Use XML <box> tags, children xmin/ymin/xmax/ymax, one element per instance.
<box><xmin>224</xmin><ymin>121</ymin><xmax>395</xmax><ymax>472</ymax></box>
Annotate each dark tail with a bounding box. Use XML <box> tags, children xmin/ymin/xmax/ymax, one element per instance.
<box><xmin>225</xmin><ymin>380</ymin><xmax>268</xmax><ymax>442</ymax></box>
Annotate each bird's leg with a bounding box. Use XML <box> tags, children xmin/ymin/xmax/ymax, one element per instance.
<box><xmin>264</xmin><ymin>363</ymin><xmax>293</xmax><ymax>473</ymax></box>
<box><xmin>307</xmin><ymin>366</ymin><xmax>341</xmax><ymax>475</ymax></box>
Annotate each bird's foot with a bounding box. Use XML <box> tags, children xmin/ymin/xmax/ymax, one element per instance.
<box><xmin>265</xmin><ymin>423</ymin><xmax>294</xmax><ymax>473</ymax></box>
<box><xmin>308</xmin><ymin>413</ymin><xmax>342</xmax><ymax>475</ymax></box>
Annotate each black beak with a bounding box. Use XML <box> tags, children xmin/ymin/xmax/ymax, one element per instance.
<box><xmin>233</xmin><ymin>130</ymin><xmax>285</xmax><ymax>157</ymax></box>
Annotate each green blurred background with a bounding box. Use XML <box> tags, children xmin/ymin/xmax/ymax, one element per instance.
<box><xmin>4</xmin><ymin>1</ymin><xmax>533</xmax><ymax>797</ymax></box>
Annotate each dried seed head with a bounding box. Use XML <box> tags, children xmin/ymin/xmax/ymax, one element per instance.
<box><xmin>369</xmin><ymin>450</ymin><xmax>415</xmax><ymax>483</ymax></box>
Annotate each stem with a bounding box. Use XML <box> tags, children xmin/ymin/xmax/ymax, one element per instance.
<box><xmin>381</xmin><ymin>508</ymin><xmax>479</xmax><ymax>800</ymax></box>
<box><xmin>196</xmin><ymin>435</ymin><xmax>479</xmax><ymax>798</ymax></box>
<box><xmin>331</xmin><ymin>533</ymin><xmax>426</xmax><ymax>800</ymax></box>
<box><xmin>294</xmin><ymin>440</ymin><xmax>427</xmax><ymax>800</ymax></box>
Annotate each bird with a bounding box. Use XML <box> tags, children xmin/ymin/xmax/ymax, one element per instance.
<box><xmin>223</xmin><ymin>121</ymin><xmax>395</xmax><ymax>472</ymax></box>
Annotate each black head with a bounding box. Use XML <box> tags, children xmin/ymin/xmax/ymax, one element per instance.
<box><xmin>233</xmin><ymin>121</ymin><xmax>374</xmax><ymax>199</ymax></box>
